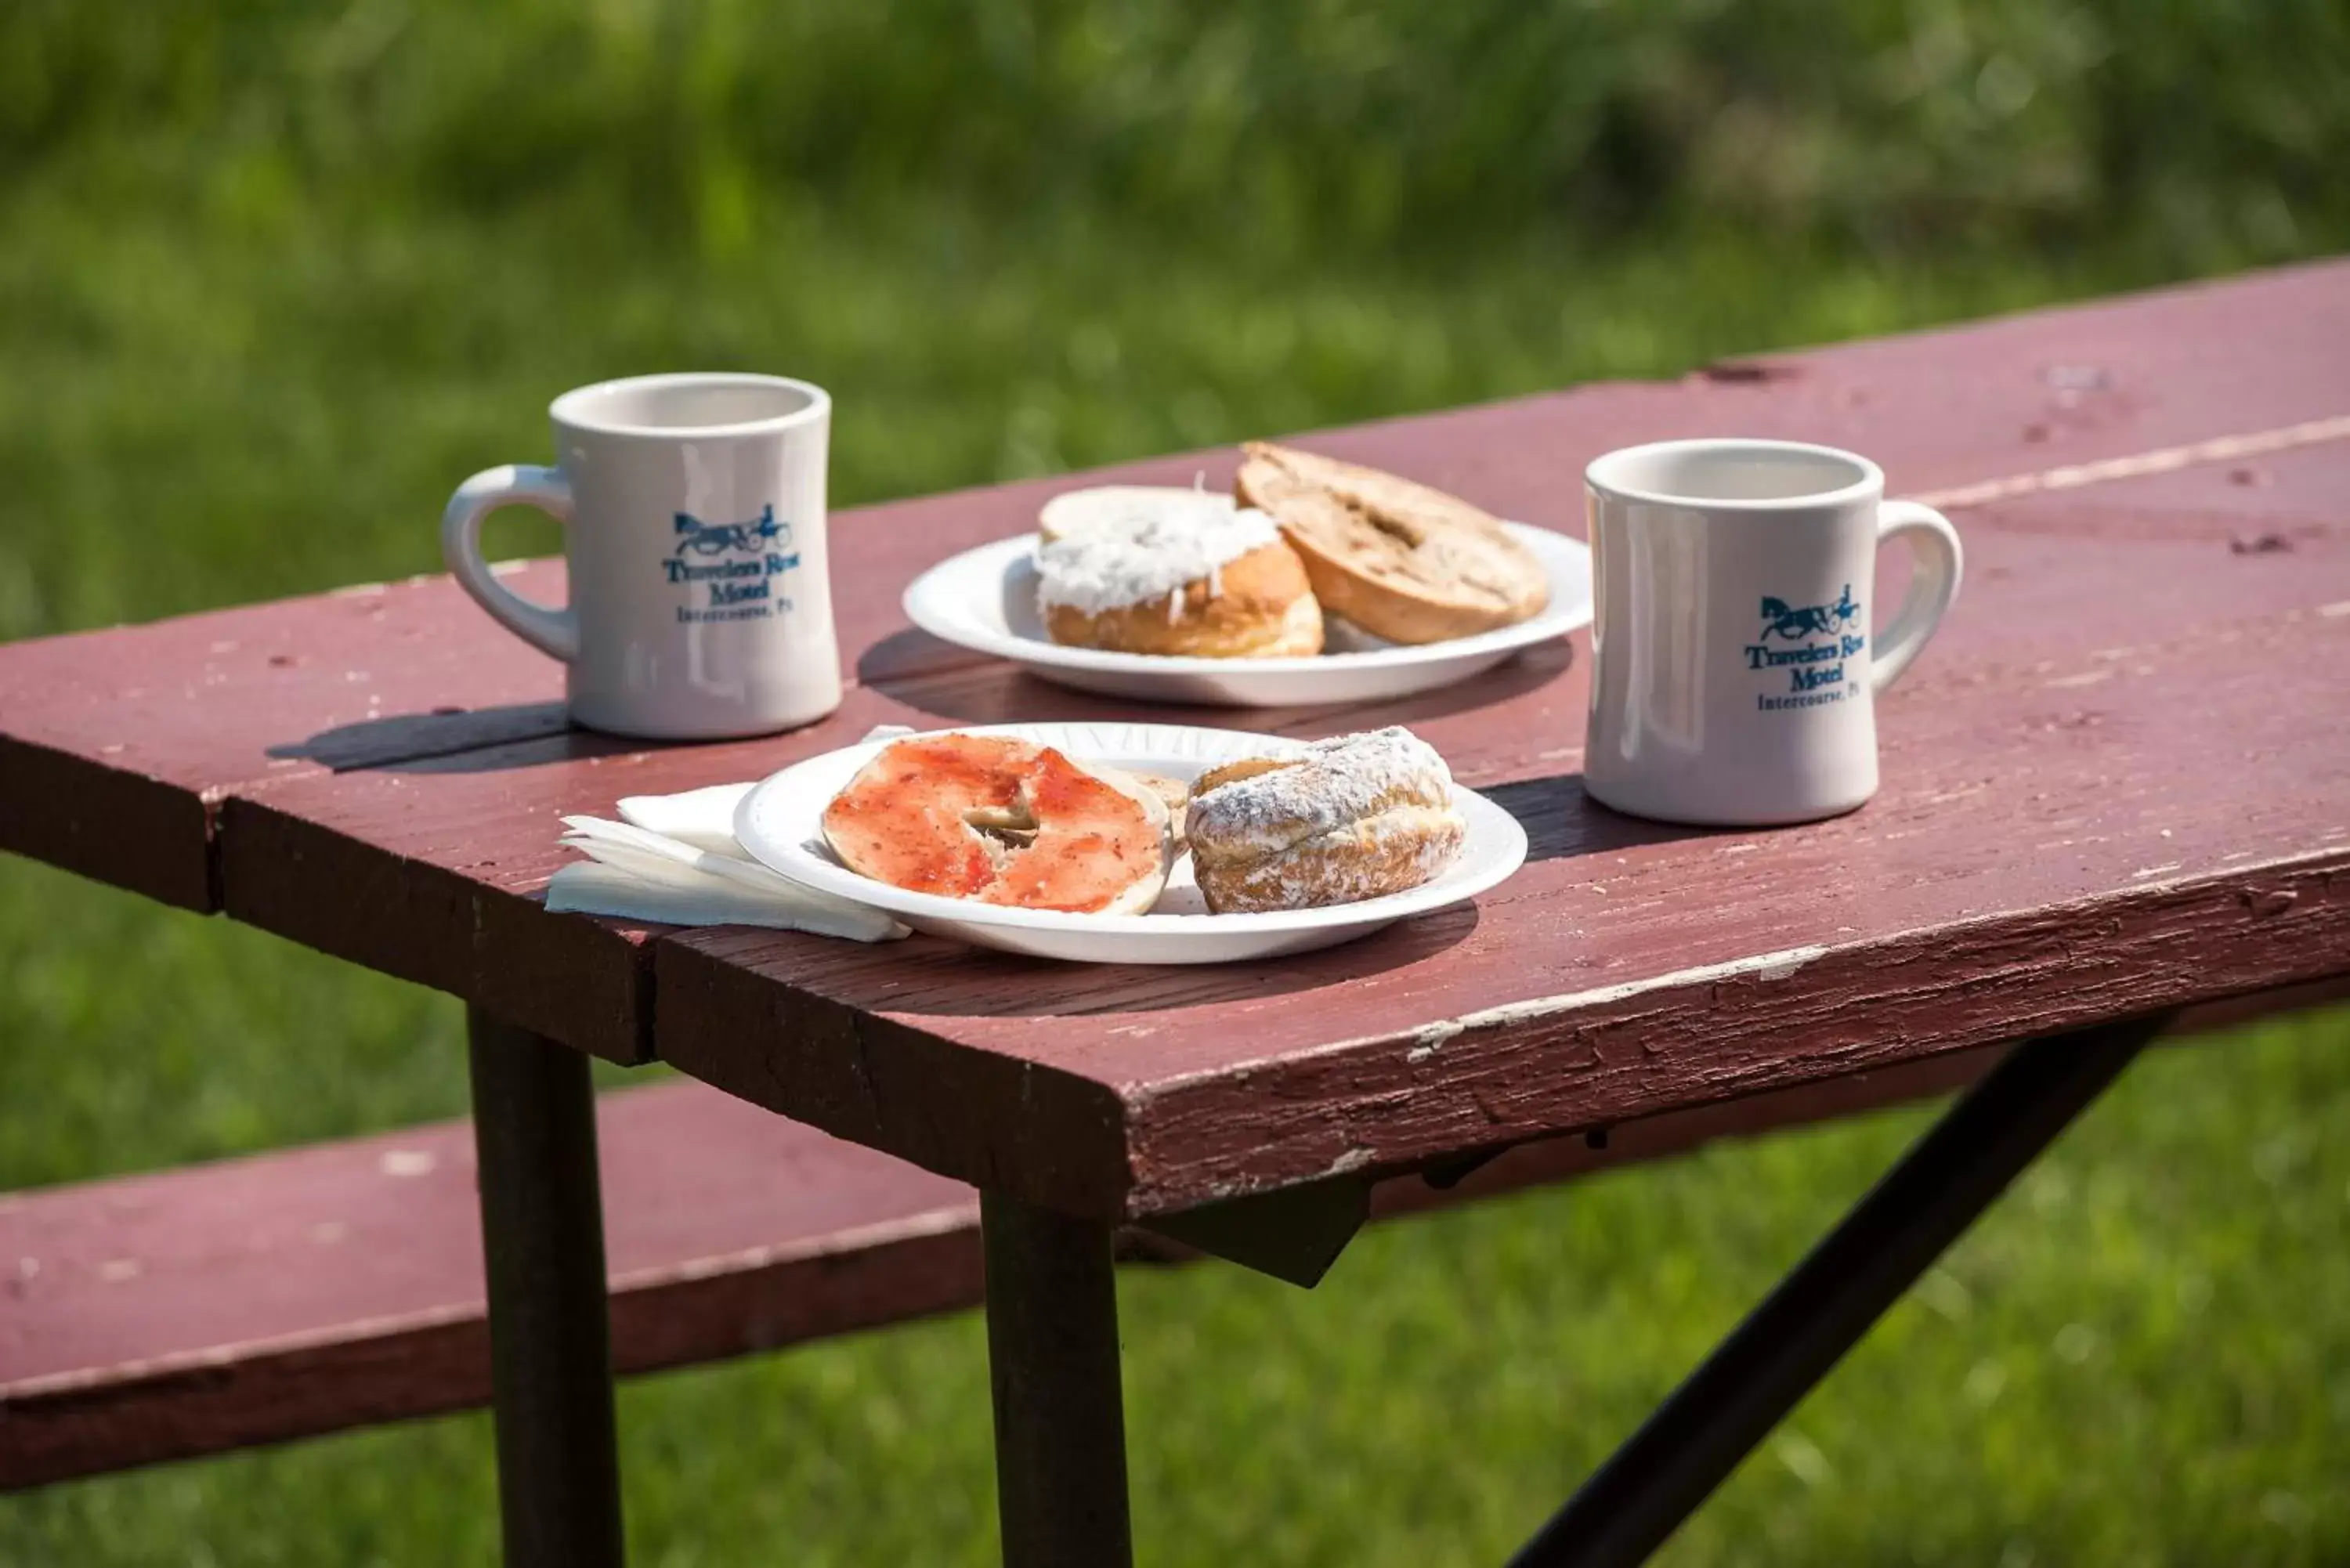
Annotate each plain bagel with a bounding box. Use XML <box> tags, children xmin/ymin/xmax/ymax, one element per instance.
<box><xmin>1235</xmin><ymin>441</ymin><xmax>1548</xmax><ymax>643</ymax></box>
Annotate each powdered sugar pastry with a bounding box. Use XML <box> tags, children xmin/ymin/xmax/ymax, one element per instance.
<box><xmin>1188</xmin><ymin>726</ymin><xmax>1454</xmax><ymax>858</ymax></box>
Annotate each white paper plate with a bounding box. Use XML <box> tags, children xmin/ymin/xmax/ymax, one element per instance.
<box><xmin>733</xmin><ymin>722</ymin><xmax>1528</xmax><ymax>964</ymax></box>
<box><xmin>901</xmin><ymin>524</ymin><xmax>1592</xmax><ymax>706</ymax></box>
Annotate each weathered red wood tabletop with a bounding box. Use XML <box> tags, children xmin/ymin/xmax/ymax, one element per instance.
<box><xmin>4</xmin><ymin>262</ymin><xmax>2346</xmax><ymax>1218</ymax></box>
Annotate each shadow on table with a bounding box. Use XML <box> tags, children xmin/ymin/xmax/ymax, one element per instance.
<box><xmin>858</xmin><ymin>633</ymin><xmax>1578</xmax><ymax>732</ymax></box>
<box><xmin>870</xmin><ymin>905</ymin><xmax>1484</xmax><ymax>1018</ymax></box>
<box><xmin>855</xmin><ymin>627</ymin><xmax>982</xmax><ymax>688</ymax></box>
<box><xmin>267</xmin><ymin>703</ymin><xmax>644</xmax><ymax>774</ymax></box>
<box><xmin>1484</xmin><ymin>773</ymin><xmax>1725</xmax><ymax>864</ymax></box>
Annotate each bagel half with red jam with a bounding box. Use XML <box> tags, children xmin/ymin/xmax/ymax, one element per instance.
<box><xmin>821</xmin><ymin>734</ymin><xmax>1172</xmax><ymax>915</ymax></box>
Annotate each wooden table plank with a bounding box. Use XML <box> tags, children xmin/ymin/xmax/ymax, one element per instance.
<box><xmin>858</xmin><ymin>259</ymin><xmax>2350</xmax><ymax>687</ymax></box>
<box><xmin>186</xmin><ymin>262</ymin><xmax>2350</xmax><ymax>1067</ymax></box>
<box><xmin>844</xmin><ymin>431</ymin><xmax>2350</xmax><ymax>797</ymax></box>
<box><xmin>656</xmin><ymin>577</ymin><xmax>2350</xmax><ymax>1216</ymax></box>
<box><xmin>4</xmin><ymin>262</ymin><xmax>2345</xmax><ymax>1098</ymax></box>
<box><xmin>0</xmin><ymin>1078</ymin><xmax>978</xmax><ymax>1485</ymax></box>
<box><xmin>7</xmin><ymin>259</ymin><xmax>2343</xmax><ymax>910</ymax></box>
<box><xmin>0</xmin><ymin>571</ymin><xmax>572</xmax><ymax>909</ymax></box>
<box><xmin>215</xmin><ymin>688</ymin><xmax>955</xmax><ymax>1062</ymax></box>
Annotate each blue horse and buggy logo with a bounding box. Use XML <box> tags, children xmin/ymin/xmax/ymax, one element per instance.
<box><xmin>1758</xmin><ymin>583</ymin><xmax>1859</xmax><ymax>642</ymax></box>
<box><xmin>1745</xmin><ymin>583</ymin><xmax>1864</xmax><ymax>704</ymax></box>
<box><xmin>660</xmin><ymin>504</ymin><xmax>799</xmax><ymax>617</ymax></box>
<box><xmin>671</xmin><ymin>503</ymin><xmax>787</xmax><ymax>558</ymax></box>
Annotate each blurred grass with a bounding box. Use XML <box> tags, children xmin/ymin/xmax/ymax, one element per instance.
<box><xmin>2</xmin><ymin>2</ymin><xmax>2348</xmax><ymax>1563</ymax></box>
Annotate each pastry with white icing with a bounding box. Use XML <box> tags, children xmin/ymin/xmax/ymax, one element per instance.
<box><xmin>1184</xmin><ymin>726</ymin><xmax>1466</xmax><ymax>913</ymax></box>
<box><xmin>1036</xmin><ymin>486</ymin><xmax>1323</xmax><ymax>658</ymax></box>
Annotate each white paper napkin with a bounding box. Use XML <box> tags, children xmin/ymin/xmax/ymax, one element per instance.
<box><xmin>544</xmin><ymin>728</ymin><xmax>913</xmax><ymax>941</ymax></box>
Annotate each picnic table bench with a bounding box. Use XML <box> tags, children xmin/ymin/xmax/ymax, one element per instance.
<box><xmin>4</xmin><ymin>259</ymin><xmax>2348</xmax><ymax>1566</ymax></box>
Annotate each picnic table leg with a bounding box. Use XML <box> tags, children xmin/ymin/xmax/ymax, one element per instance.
<box><xmin>467</xmin><ymin>1006</ymin><xmax>627</xmax><ymax>1568</ymax></box>
<box><xmin>982</xmin><ymin>1191</ymin><xmax>1135</xmax><ymax>1568</ymax></box>
<box><xmin>1506</xmin><ymin>1013</ymin><xmax>2168</xmax><ymax>1568</ymax></box>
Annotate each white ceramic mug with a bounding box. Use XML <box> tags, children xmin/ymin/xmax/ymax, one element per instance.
<box><xmin>442</xmin><ymin>372</ymin><xmax>841</xmax><ymax>739</ymax></box>
<box><xmin>1582</xmin><ymin>438</ymin><xmax>1962</xmax><ymax>826</ymax></box>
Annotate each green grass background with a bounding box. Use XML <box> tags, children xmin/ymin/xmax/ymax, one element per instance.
<box><xmin>3</xmin><ymin>2</ymin><xmax>2347</xmax><ymax>1562</ymax></box>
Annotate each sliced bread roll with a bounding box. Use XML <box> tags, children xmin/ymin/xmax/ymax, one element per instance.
<box><xmin>1235</xmin><ymin>442</ymin><xmax>1548</xmax><ymax>643</ymax></box>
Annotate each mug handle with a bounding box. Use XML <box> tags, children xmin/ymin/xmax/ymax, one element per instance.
<box><xmin>1871</xmin><ymin>500</ymin><xmax>1963</xmax><ymax>692</ymax></box>
<box><xmin>441</xmin><ymin>465</ymin><xmax>579</xmax><ymax>661</ymax></box>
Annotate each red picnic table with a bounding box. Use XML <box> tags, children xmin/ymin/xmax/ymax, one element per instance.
<box><xmin>3</xmin><ymin>261</ymin><xmax>2348</xmax><ymax>1566</ymax></box>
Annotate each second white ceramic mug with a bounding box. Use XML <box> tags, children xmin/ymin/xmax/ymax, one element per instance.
<box><xmin>442</xmin><ymin>372</ymin><xmax>842</xmax><ymax>739</ymax></box>
<box><xmin>1583</xmin><ymin>438</ymin><xmax>1961</xmax><ymax>826</ymax></box>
